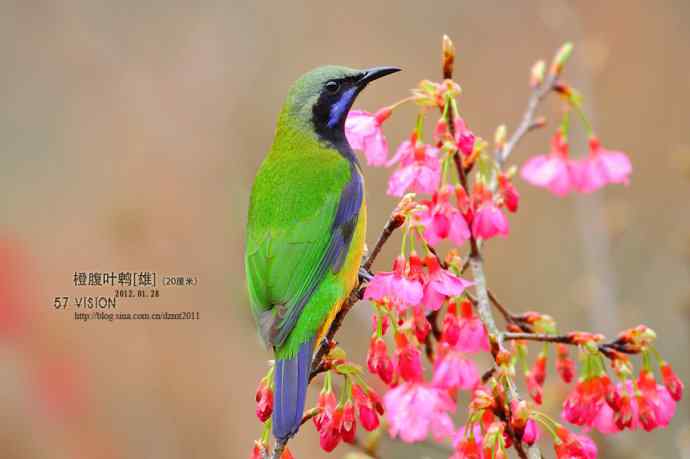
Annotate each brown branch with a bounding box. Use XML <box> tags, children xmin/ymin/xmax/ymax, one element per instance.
<box><xmin>487</xmin><ymin>289</ymin><xmax>533</xmax><ymax>333</ymax></box>
<box><xmin>495</xmin><ymin>72</ymin><xmax>557</xmax><ymax>167</ymax></box>
<box><xmin>504</xmin><ymin>331</ymin><xmax>642</xmax><ymax>358</ymax></box>
<box><xmin>310</xmin><ymin>213</ymin><xmax>405</xmax><ymax>380</ymax></box>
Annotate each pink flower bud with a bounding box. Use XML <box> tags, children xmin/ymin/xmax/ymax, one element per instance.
<box><xmin>254</xmin><ymin>380</ymin><xmax>273</xmax><ymax>422</ymax></box>
<box><xmin>661</xmin><ymin>362</ymin><xmax>684</xmax><ymax>402</ymax></box>
<box><xmin>556</xmin><ymin>344</ymin><xmax>575</xmax><ymax>383</ymax></box>
<box><xmin>341</xmin><ymin>401</ymin><xmax>357</xmax><ymax>444</ymax></box>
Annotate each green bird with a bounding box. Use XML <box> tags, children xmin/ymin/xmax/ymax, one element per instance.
<box><xmin>245</xmin><ymin>65</ymin><xmax>399</xmax><ymax>441</ymax></box>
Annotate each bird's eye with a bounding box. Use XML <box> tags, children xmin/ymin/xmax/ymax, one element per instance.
<box><xmin>325</xmin><ymin>80</ymin><xmax>340</xmax><ymax>93</ymax></box>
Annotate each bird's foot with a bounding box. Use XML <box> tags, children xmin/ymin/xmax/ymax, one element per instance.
<box><xmin>358</xmin><ymin>266</ymin><xmax>374</xmax><ymax>283</ymax></box>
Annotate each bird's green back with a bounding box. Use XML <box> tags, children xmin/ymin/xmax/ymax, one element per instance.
<box><xmin>245</xmin><ymin>95</ymin><xmax>354</xmax><ymax>357</ymax></box>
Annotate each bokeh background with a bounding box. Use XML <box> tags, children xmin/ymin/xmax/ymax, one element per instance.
<box><xmin>1</xmin><ymin>1</ymin><xmax>689</xmax><ymax>458</ymax></box>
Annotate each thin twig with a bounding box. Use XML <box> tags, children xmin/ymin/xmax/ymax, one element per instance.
<box><xmin>504</xmin><ymin>331</ymin><xmax>641</xmax><ymax>358</ymax></box>
<box><xmin>310</xmin><ymin>213</ymin><xmax>405</xmax><ymax>380</ymax></box>
<box><xmin>487</xmin><ymin>289</ymin><xmax>533</xmax><ymax>332</ymax></box>
<box><xmin>496</xmin><ymin>73</ymin><xmax>557</xmax><ymax>167</ymax></box>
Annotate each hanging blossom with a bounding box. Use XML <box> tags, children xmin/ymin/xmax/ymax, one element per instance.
<box><xmin>345</xmin><ymin>108</ymin><xmax>392</xmax><ymax>166</ymax></box>
<box><xmin>468</xmin><ymin>183</ymin><xmax>510</xmax><ymax>240</ymax></box>
<box><xmin>383</xmin><ymin>381</ymin><xmax>456</xmax><ymax>443</ymax></box>
<box><xmin>422</xmin><ymin>256</ymin><xmax>473</xmax><ymax>312</ymax></box>
<box><xmin>387</xmin><ymin>138</ymin><xmax>441</xmax><ymax>196</ymax></box>
<box><xmin>452</xmin><ymin>424</ymin><xmax>486</xmax><ymax>459</ymax></box>
<box><xmin>521</xmin><ymin>131</ymin><xmax>578</xmax><ymax>196</ymax></box>
<box><xmin>415</xmin><ymin>185</ymin><xmax>471</xmax><ymax>246</ymax></box>
<box><xmin>574</xmin><ymin>137</ymin><xmax>632</xmax><ymax>193</ymax></box>
<box><xmin>589</xmin><ymin>373</ymin><xmax>678</xmax><ymax>434</ymax></box>
<box><xmin>521</xmin><ymin>132</ymin><xmax>632</xmax><ymax>196</ymax></box>
<box><xmin>432</xmin><ymin>342</ymin><xmax>480</xmax><ymax>390</ymax></box>
<box><xmin>364</xmin><ymin>255</ymin><xmax>424</xmax><ymax>311</ymax></box>
<box><xmin>553</xmin><ymin>426</ymin><xmax>597</xmax><ymax>459</ymax></box>
<box><xmin>434</xmin><ymin>116</ymin><xmax>476</xmax><ymax>156</ymax></box>
<box><xmin>561</xmin><ymin>373</ymin><xmax>617</xmax><ymax>427</ymax></box>
<box><xmin>455</xmin><ymin>299</ymin><xmax>490</xmax><ymax>353</ymax></box>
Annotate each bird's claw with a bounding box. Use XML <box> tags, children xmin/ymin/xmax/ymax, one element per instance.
<box><xmin>358</xmin><ymin>266</ymin><xmax>374</xmax><ymax>283</ymax></box>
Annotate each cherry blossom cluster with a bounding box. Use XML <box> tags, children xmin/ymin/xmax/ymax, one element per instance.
<box><xmin>251</xmin><ymin>37</ymin><xmax>683</xmax><ymax>459</ymax></box>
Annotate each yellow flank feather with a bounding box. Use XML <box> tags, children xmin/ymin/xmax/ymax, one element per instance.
<box><xmin>315</xmin><ymin>198</ymin><xmax>367</xmax><ymax>350</ymax></box>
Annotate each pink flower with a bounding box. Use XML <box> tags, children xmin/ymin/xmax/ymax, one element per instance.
<box><xmin>556</xmin><ymin>344</ymin><xmax>575</xmax><ymax>384</ymax></box>
<box><xmin>340</xmin><ymin>401</ymin><xmax>356</xmax><ymax>444</ymax></box>
<box><xmin>574</xmin><ymin>137</ymin><xmax>632</xmax><ymax>193</ymax></box>
<box><xmin>636</xmin><ymin>370</ymin><xmax>677</xmax><ymax>431</ymax></box>
<box><xmin>522</xmin><ymin>419</ymin><xmax>541</xmax><ymax>445</ymax></box>
<box><xmin>352</xmin><ymin>384</ymin><xmax>383</xmax><ymax>431</ymax></box>
<box><xmin>250</xmin><ymin>441</ymin><xmax>266</xmax><ymax>459</ymax></box>
<box><xmin>521</xmin><ymin>132</ymin><xmax>578</xmax><ymax>196</ymax></box>
<box><xmin>434</xmin><ymin>117</ymin><xmax>476</xmax><ymax>156</ymax></box>
<box><xmin>561</xmin><ymin>375</ymin><xmax>615</xmax><ymax>427</ymax></box>
<box><xmin>345</xmin><ymin>108</ymin><xmax>391</xmax><ymax>166</ymax></box>
<box><xmin>456</xmin><ymin>299</ymin><xmax>489</xmax><ymax>353</ymax></box>
<box><xmin>452</xmin><ymin>424</ymin><xmax>486</xmax><ymax>459</ymax></box>
<box><xmin>498</xmin><ymin>174</ymin><xmax>520</xmax><ymax>213</ymax></box>
<box><xmin>554</xmin><ymin>426</ymin><xmax>597</xmax><ymax>459</ymax></box>
<box><xmin>471</xmin><ymin>201</ymin><xmax>509</xmax><ymax>240</ymax></box>
<box><xmin>387</xmin><ymin>139</ymin><xmax>441</xmax><ymax>196</ymax></box>
<box><xmin>432</xmin><ymin>344</ymin><xmax>480</xmax><ymax>390</ymax></box>
<box><xmin>590</xmin><ymin>378</ymin><xmax>678</xmax><ymax>433</ymax></box>
<box><xmin>384</xmin><ymin>382</ymin><xmax>456</xmax><ymax>443</ymax></box>
<box><xmin>422</xmin><ymin>256</ymin><xmax>473</xmax><ymax>312</ymax></box>
<box><xmin>366</xmin><ymin>337</ymin><xmax>394</xmax><ymax>384</ymax></box>
<box><xmin>254</xmin><ymin>378</ymin><xmax>273</xmax><ymax>422</ymax></box>
<box><xmin>318</xmin><ymin>406</ymin><xmax>343</xmax><ymax>452</ymax></box>
<box><xmin>660</xmin><ymin>362</ymin><xmax>684</xmax><ymax>402</ymax></box>
<box><xmin>364</xmin><ymin>256</ymin><xmax>423</xmax><ymax>311</ymax></box>
<box><xmin>416</xmin><ymin>187</ymin><xmax>471</xmax><ymax>246</ymax></box>
<box><xmin>313</xmin><ymin>390</ymin><xmax>337</xmax><ymax>432</ymax></box>
<box><xmin>394</xmin><ymin>333</ymin><xmax>424</xmax><ymax>383</ymax></box>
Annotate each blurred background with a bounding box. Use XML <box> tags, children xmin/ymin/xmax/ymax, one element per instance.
<box><xmin>1</xmin><ymin>1</ymin><xmax>689</xmax><ymax>458</ymax></box>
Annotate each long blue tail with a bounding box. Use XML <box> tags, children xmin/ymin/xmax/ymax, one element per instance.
<box><xmin>273</xmin><ymin>339</ymin><xmax>314</xmax><ymax>441</ymax></box>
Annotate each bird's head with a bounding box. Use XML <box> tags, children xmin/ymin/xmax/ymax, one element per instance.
<box><xmin>281</xmin><ymin>65</ymin><xmax>400</xmax><ymax>145</ymax></box>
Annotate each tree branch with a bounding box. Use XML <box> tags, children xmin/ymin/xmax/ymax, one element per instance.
<box><xmin>310</xmin><ymin>212</ymin><xmax>405</xmax><ymax>380</ymax></box>
<box><xmin>495</xmin><ymin>73</ymin><xmax>557</xmax><ymax>167</ymax></box>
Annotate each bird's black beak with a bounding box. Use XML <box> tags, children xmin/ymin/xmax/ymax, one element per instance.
<box><xmin>357</xmin><ymin>66</ymin><xmax>401</xmax><ymax>86</ymax></box>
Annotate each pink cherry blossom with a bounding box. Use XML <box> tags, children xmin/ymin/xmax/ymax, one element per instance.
<box><xmin>522</xmin><ymin>419</ymin><xmax>541</xmax><ymax>445</ymax></box>
<box><xmin>384</xmin><ymin>382</ymin><xmax>456</xmax><ymax>443</ymax></box>
<box><xmin>432</xmin><ymin>344</ymin><xmax>480</xmax><ymax>390</ymax></box>
<box><xmin>456</xmin><ymin>300</ymin><xmax>489</xmax><ymax>353</ymax></box>
<box><xmin>498</xmin><ymin>174</ymin><xmax>520</xmax><ymax>213</ymax></box>
<box><xmin>387</xmin><ymin>140</ymin><xmax>441</xmax><ymax>196</ymax></box>
<box><xmin>574</xmin><ymin>137</ymin><xmax>632</xmax><ymax>193</ymax></box>
<box><xmin>364</xmin><ymin>256</ymin><xmax>423</xmax><ymax>311</ymax></box>
<box><xmin>554</xmin><ymin>426</ymin><xmax>597</xmax><ymax>459</ymax></box>
<box><xmin>521</xmin><ymin>132</ymin><xmax>578</xmax><ymax>196</ymax></box>
<box><xmin>452</xmin><ymin>424</ymin><xmax>486</xmax><ymax>459</ymax></box>
<box><xmin>345</xmin><ymin>108</ymin><xmax>391</xmax><ymax>166</ymax></box>
<box><xmin>422</xmin><ymin>256</ymin><xmax>473</xmax><ymax>312</ymax></box>
<box><xmin>367</xmin><ymin>337</ymin><xmax>394</xmax><ymax>384</ymax></box>
<box><xmin>561</xmin><ymin>375</ymin><xmax>615</xmax><ymax>427</ymax></box>
<box><xmin>395</xmin><ymin>333</ymin><xmax>424</xmax><ymax>383</ymax></box>
<box><xmin>416</xmin><ymin>186</ymin><xmax>471</xmax><ymax>246</ymax></box>
<box><xmin>635</xmin><ymin>371</ymin><xmax>677</xmax><ymax>431</ymax></box>
<box><xmin>471</xmin><ymin>201</ymin><xmax>509</xmax><ymax>240</ymax></box>
<box><xmin>588</xmin><ymin>378</ymin><xmax>677</xmax><ymax>434</ymax></box>
<box><xmin>434</xmin><ymin>117</ymin><xmax>476</xmax><ymax>156</ymax></box>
